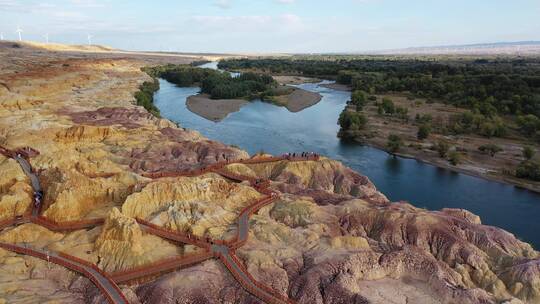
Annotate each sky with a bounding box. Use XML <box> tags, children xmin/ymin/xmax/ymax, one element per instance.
<box><xmin>0</xmin><ymin>0</ymin><xmax>539</xmax><ymax>53</ymax></box>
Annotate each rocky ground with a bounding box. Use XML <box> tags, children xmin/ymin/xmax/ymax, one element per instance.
<box><xmin>0</xmin><ymin>41</ymin><xmax>539</xmax><ymax>304</ymax></box>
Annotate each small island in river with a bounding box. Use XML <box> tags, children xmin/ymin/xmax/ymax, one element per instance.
<box><xmin>185</xmin><ymin>86</ymin><xmax>322</xmax><ymax>121</ymax></box>
<box><xmin>186</xmin><ymin>94</ymin><xmax>248</xmax><ymax>122</ymax></box>
<box><xmin>269</xmin><ymin>86</ymin><xmax>322</xmax><ymax>112</ymax></box>
<box><xmin>147</xmin><ymin>64</ymin><xmax>322</xmax><ymax>122</ymax></box>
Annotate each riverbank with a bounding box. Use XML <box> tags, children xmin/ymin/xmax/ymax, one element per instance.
<box><xmin>359</xmin><ymin>137</ymin><xmax>540</xmax><ymax>193</ymax></box>
<box><xmin>186</xmin><ymin>94</ymin><xmax>248</xmax><ymax>122</ymax></box>
<box><xmin>338</xmin><ymin>94</ymin><xmax>540</xmax><ymax>193</ymax></box>
<box><xmin>273</xmin><ymin>75</ymin><xmax>320</xmax><ymax>85</ymax></box>
<box><xmin>320</xmin><ymin>82</ymin><xmax>352</xmax><ymax>91</ymax></box>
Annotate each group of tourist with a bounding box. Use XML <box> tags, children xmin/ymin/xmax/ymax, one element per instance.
<box><xmin>283</xmin><ymin>152</ymin><xmax>319</xmax><ymax>160</ymax></box>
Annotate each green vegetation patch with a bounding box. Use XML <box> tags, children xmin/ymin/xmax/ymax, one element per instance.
<box><xmin>135</xmin><ymin>78</ymin><xmax>160</xmax><ymax>117</ymax></box>
<box><xmin>145</xmin><ymin>64</ymin><xmax>277</xmax><ymax>100</ymax></box>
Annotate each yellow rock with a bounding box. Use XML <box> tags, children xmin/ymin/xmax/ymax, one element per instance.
<box><xmin>0</xmin><ymin>224</ymin><xmax>63</xmax><ymax>246</ymax></box>
<box><xmin>122</xmin><ymin>175</ymin><xmax>261</xmax><ymax>239</ymax></box>
<box><xmin>329</xmin><ymin>236</ymin><xmax>370</xmax><ymax>250</ymax></box>
<box><xmin>95</xmin><ymin>208</ymin><xmax>181</xmax><ymax>272</ymax></box>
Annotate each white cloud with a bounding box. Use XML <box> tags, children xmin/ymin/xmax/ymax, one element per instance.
<box><xmin>69</xmin><ymin>0</ymin><xmax>106</xmax><ymax>8</ymax></box>
<box><xmin>351</xmin><ymin>0</ymin><xmax>381</xmax><ymax>4</ymax></box>
<box><xmin>214</xmin><ymin>0</ymin><xmax>232</xmax><ymax>9</ymax></box>
<box><xmin>189</xmin><ymin>14</ymin><xmax>305</xmax><ymax>33</ymax></box>
<box><xmin>275</xmin><ymin>0</ymin><xmax>296</xmax><ymax>4</ymax></box>
<box><xmin>279</xmin><ymin>13</ymin><xmax>305</xmax><ymax>31</ymax></box>
<box><xmin>0</xmin><ymin>1</ymin><xmax>99</xmax><ymax>12</ymax></box>
<box><xmin>191</xmin><ymin>15</ymin><xmax>272</xmax><ymax>31</ymax></box>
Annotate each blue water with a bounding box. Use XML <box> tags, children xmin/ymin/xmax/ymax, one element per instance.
<box><xmin>153</xmin><ymin>65</ymin><xmax>540</xmax><ymax>249</ymax></box>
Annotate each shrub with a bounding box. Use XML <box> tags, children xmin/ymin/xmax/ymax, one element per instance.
<box><xmin>415</xmin><ymin>114</ymin><xmax>433</xmax><ymax>124</ymax></box>
<box><xmin>339</xmin><ymin>111</ymin><xmax>367</xmax><ymax>131</ymax></box>
<box><xmin>337</xmin><ymin>70</ymin><xmax>359</xmax><ymax>85</ymax></box>
<box><xmin>134</xmin><ymin>79</ymin><xmax>160</xmax><ymax>117</ymax></box>
<box><xmin>387</xmin><ymin>134</ymin><xmax>403</xmax><ymax>154</ymax></box>
<box><xmin>516</xmin><ymin>161</ymin><xmax>540</xmax><ymax>181</ymax></box>
<box><xmin>517</xmin><ymin>114</ymin><xmax>540</xmax><ymax>136</ymax></box>
<box><xmin>523</xmin><ymin>146</ymin><xmax>535</xmax><ymax>160</ymax></box>
<box><xmin>395</xmin><ymin>106</ymin><xmax>409</xmax><ymax>121</ymax></box>
<box><xmin>448</xmin><ymin>151</ymin><xmax>462</xmax><ymax>165</ymax></box>
<box><xmin>478</xmin><ymin>144</ymin><xmax>503</xmax><ymax>157</ymax></box>
<box><xmin>351</xmin><ymin>90</ymin><xmax>368</xmax><ymax>111</ymax></box>
<box><xmin>379</xmin><ymin>98</ymin><xmax>395</xmax><ymax>115</ymax></box>
<box><xmin>435</xmin><ymin>141</ymin><xmax>450</xmax><ymax>158</ymax></box>
<box><xmin>417</xmin><ymin>124</ymin><xmax>431</xmax><ymax>140</ymax></box>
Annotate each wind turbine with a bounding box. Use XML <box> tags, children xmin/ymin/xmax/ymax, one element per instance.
<box><xmin>43</xmin><ymin>33</ymin><xmax>49</xmax><ymax>43</ymax></box>
<box><xmin>87</xmin><ymin>34</ymin><xmax>92</xmax><ymax>45</ymax></box>
<box><xmin>16</xmin><ymin>27</ymin><xmax>23</xmax><ymax>41</ymax></box>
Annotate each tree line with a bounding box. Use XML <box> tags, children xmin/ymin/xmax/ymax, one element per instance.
<box><xmin>144</xmin><ymin>64</ymin><xmax>276</xmax><ymax>100</ymax></box>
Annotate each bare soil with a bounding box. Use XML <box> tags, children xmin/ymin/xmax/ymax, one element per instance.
<box><xmin>186</xmin><ymin>94</ymin><xmax>248</xmax><ymax>122</ymax></box>
<box><xmin>271</xmin><ymin>87</ymin><xmax>322</xmax><ymax>112</ymax></box>
<box><xmin>273</xmin><ymin>75</ymin><xmax>320</xmax><ymax>85</ymax></box>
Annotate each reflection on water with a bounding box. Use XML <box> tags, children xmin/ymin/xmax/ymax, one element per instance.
<box><xmin>385</xmin><ymin>157</ymin><xmax>402</xmax><ymax>174</ymax></box>
<box><xmin>154</xmin><ymin>77</ymin><xmax>540</xmax><ymax>249</ymax></box>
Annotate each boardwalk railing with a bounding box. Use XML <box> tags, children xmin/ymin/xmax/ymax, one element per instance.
<box><xmin>140</xmin><ymin>154</ymin><xmax>320</xmax><ymax>180</ymax></box>
<box><xmin>0</xmin><ymin>243</ymin><xmax>128</xmax><ymax>304</ymax></box>
<box><xmin>216</xmin><ymin>251</ymin><xmax>294</xmax><ymax>304</ymax></box>
<box><xmin>32</xmin><ymin>216</ymin><xmax>105</xmax><ymax>231</ymax></box>
<box><xmin>109</xmin><ymin>252</ymin><xmax>213</xmax><ymax>284</ymax></box>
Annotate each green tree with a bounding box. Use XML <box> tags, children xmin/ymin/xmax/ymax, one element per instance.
<box><xmin>448</xmin><ymin>151</ymin><xmax>462</xmax><ymax>166</ymax></box>
<box><xmin>415</xmin><ymin>114</ymin><xmax>433</xmax><ymax>124</ymax></box>
<box><xmin>387</xmin><ymin>134</ymin><xmax>403</xmax><ymax>154</ymax></box>
<box><xmin>478</xmin><ymin>144</ymin><xmax>503</xmax><ymax>157</ymax></box>
<box><xmin>517</xmin><ymin>114</ymin><xmax>540</xmax><ymax>136</ymax></box>
<box><xmin>378</xmin><ymin>98</ymin><xmax>396</xmax><ymax>115</ymax></box>
<box><xmin>516</xmin><ymin>161</ymin><xmax>540</xmax><ymax>181</ymax></box>
<box><xmin>337</xmin><ymin>70</ymin><xmax>359</xmax><ymax>85</ymax></box>
<box><xmin>523</xmin><ymin>146</ymin><xmax>535</xmax><ymax>160</ymax></box>
<box><xmin>417</xmin><ymin>124</ymin><xmax>431</xmax><ymax>140</ymax></box>
<box><xmin>134</xmin><ymin>79</ymin><xmax>160</xmax><ymax>117</ymax></box>
<box><xmin>351</xmin><ymin>90</ymin><xmax>367</xmax><ymax>105</ymax></box>
<box><xmin>479</xmin><ymin>122</ymin><xmax>496</xmax><ymax>138</ymax></box>
<box><xmin>435</xmin><ymin>141</ymin><xmax>450</xmax><ymax>158</ymax></box>
<box><xmin>395</xmin><ymin>106</ymin><xmax>409</xmax><ymax>120</ymax></box>
<box><xmin>338</xmin><ymin>111</ymin><xmax>367</xmax><ymax>131</ymax></box>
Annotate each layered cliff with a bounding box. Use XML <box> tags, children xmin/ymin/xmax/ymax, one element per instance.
<box><xmin>0</xmin><ymin>42</ymin><xmax>538</xmax><ymax>304</ymax></box>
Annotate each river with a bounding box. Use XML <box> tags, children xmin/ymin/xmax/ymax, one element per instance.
<box><xmin>153</xmin><ymin>62</ymin><xmax>540</xmax><ymax>249</ymax></box>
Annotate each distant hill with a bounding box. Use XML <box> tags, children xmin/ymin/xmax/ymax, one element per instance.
<box><xmin>22</xmin><ymin>41</ymin><xmax>116</xmax><ymax>52</ymax></box>
<box><xmin>0</xmin><ymin>40</ymin><xmax>116</xmax><ymax>52</ymax></box>
<box><xmin>369</xmin><ymin>41</ymin><xmax>540</xmax><ymax>56</ymax></box>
